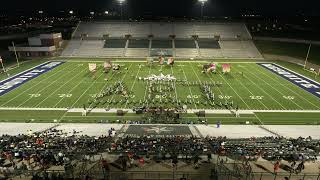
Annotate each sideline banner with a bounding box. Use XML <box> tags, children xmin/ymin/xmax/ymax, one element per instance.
<box><xmin>0</xmin><ymin>61</ymin><xmax>65</xmax><ymax>96</ymax></box>
<box><xmin>258</xmin><ymin>63</ymin><xmax>320</xmax><ymax>98</ymax></box>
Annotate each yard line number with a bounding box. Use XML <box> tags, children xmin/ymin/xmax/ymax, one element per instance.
<box><xmin>187</xmin><ymin>95</ymin><xmax>199</xmax><ymax>99</ymax></box>
<box><xmin>250</xmin><ymin>96</ymin><xmax>264</xmax><ymax>100</ymax></box>
<box><xmin>58</xmin><ymin>94</ymin><xmax>72</xmax><ymax>98</ymax></box>
<box><xmin>29</xmin><ymin>94</ymin><xmax>41</xmax><ymax>98</ymax></box>
<box><xmin>283</xmin><ymin>96</ymin><xmax>295</xmax><ymax>100</ymax></box>
<box><xmin>219</xmin><ymin>95</ymin><xmax>232</xmax><ymax>100</ymax></box>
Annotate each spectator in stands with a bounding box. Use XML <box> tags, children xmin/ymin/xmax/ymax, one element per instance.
<box><xmin>273</xmin><ymin>161</ymin><xmax>280</xmax><ymax>174</ymax></box>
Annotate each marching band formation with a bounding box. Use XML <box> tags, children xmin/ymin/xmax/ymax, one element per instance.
<box><xmin>85</xmin><ymin>57</ymin><xmax>238</xmax><ymax>119</ymax></box>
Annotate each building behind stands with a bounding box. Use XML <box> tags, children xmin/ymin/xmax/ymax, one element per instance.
<box><xmin>8</xmin><ymin>33</ymin><xmax>62</xmax><ymax>57</ymax></box>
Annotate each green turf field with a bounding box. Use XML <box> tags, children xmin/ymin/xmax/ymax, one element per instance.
<box><xmin>0</xmin><ymin>59</ymin><xmax>319</xmax><ymax>124</ymax></box>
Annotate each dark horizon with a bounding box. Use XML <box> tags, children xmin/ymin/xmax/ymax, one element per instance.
<box><xmin>0</xmin><ymin>0</ymin><xmax>319</xmax><ymax>17</ymax></box>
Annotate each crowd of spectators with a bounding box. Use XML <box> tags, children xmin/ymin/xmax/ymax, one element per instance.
<box><xmin>206</xmin><ymin>136</ymin><xmax>320</xmax><ymax>162</ymax></box>
<box><xmin>0</xmin><ymin>128</ymin><xmax>114</xmax><ymax>179</ymax></box>
<box><xmin>1</xmin><ymin>128</ymin><xmax>319</xmax><ymax>179</ymax></box>
<box><xmin>109</xmin><ymin>136</ymin><xmax>211</xmax><ymax>171</ymax></box>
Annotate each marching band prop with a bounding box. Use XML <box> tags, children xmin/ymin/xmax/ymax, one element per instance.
<box><xmin>88</xmin><ymin>63</ymin><xmax>97</xmax><ymax>72</ymax></box>
<box><xmin>146</xmin><ymin>57</ymin><xmax>154</xmax><ymax>66</ymax></box>
<box><xmin>167</xmin><ymin>57</ymin><xmax>175</xmax><ymax>66</ymax></box>
<box><xmin>159</xmin><ymin>56</ymin><xmax>165</xmax><ymax>65</ymax></box>
<box><xmin>104</xmin><ymin>61</ymin><xmax>112</xmax><ymax>73</ymax></box>
<box><xmin>202</xmin><ymin>63</ymin><xmax>217</xmax><ymax>73</ymax></box>
<box><xmin>158</xmin><ymin>56</ymin><xmax>174</xmax><ymax>66</ymax></box>
<box><xmin>88</xmin><ymin>63</ymin><xmax>97</xmax><ymax>79</ymax></box>
<box><xmin>202</xmin><ymin>63</ymin><xmax>231</xmax><ymax>74</ymax></box>
<box><xmin>222</xmin><ymin>64</ymin><xmax>231</xmax><ymax>74</ymax></box>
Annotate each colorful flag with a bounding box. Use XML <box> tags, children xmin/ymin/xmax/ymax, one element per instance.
<box><xmin>209</xmin><ymin>63</ymin><xmax>216</xmax><ymax>72</ymax></box>
<box><xmin>89</xmin><ymin>63</ymin><xmax>97</xmax><ymax>72</ymax></box>
<box><xmin>104</xmin><ymin>61</ymin><xmax>112</xmax><ymax>69</ymax></box>
<box><xmin>222</xmin><ymin>64</ymin><xmax>231</xmax><ymax>73</ymax></box>
<box><xmin>167</xmin><ymin>57</ymin><xmax>174</xmax><ymax>65</ymax></box>
<box><xmin>159</xmin><ymin>56</ymin><xmax>164</xmax><ymax>65</ymax></box>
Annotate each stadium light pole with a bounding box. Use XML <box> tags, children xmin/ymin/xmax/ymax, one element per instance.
<box><xmin>12</xmin><ymin>41</ymin><xmax>20</xmax><ymax>67</ymax></box>
<box><xmin>118</xmin><ymin>0</ymin><xmax>125</xmax><ymax>20</ymax></box>
<box><xmin>199</xmin><ymin>0</ymin><xmax>208</xmax><ymax>19</ymax></box>
<box><xmin>303</xmin><ymin>43</ymin><xmax>312</xmax><ymax>69</ymax></box>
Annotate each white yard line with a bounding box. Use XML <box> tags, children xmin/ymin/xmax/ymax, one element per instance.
<box><xmin>0</xmin><ymin>107</ymin><xmax>68</xmax><ymax>111</ymax></box>
<box><xmin>180</xmin><ymin>65</ymin><xmax>197</xmax><ymax>109</ymax></box>
<box><xmin>159</xmin><ymin>65</ymin><xmax>163</xmax><ymax>102</ymax></box>
<box><xmin>253</xmin><ymin>113</ymin><xmax>265</xmax><ymax>125</ymax></box>
<box><xmin>1</xmin><ymin>62</ymin><xmax>72</xmax><ymax>107</ymax></box>
<box><xmin>124</xmin><ymin>64</ymin><xmax>142</xmax><ymax>109</ymax></box>
<box><xmin>218</xmin><ymin>72</ymin><xmax>251</xmax><ymax>109</ymax></box>
<box><xmin>56</xmin><ymin>69</ymin><xmax>107</xmax><ymax>121</ymax></box>
<box><xmin>65</xmin><ymin>60</ymin><xmax>267</xmax><ymax>63</ymax></box>
<box><xmin>232</xmin><ymin>66</ymin><xmax>269</xmax><ymax>110</ymax></box>
<box><xmin>170</xmin><ymin>65</ymin><xmax>179</xmax><ymax>104</ymax></box>
<box><xmin>68</xmin><ymin>70</ymin><xmax>106</xmax><ymax>109</ymax></box>
<box><xmin>1</xmin><ymin>107</ymin><xmax>320</xmax><ymax>114</ymax></box>
<box><xmin>53</xmin><ymin>68</ymin><xmax>104</xmax><ymax>108</ymax></box>
<box><xmin>194</xmin><ymin>61</ymin><xmax>224</xmax><ymax>96</ymax></box>
<box><xmin>87</xmin><ymin>67</ymin><xmax>118</xmax><ymax>109</ymax></box>
<box><xmin>252</xmin><ymin>64</ymin><xmax>320</xmax><ymax>110</ymax></box>
<box><xmin>64</xmin><ymin>115</ymin><xmax>256</xmax><ymax>119</ymax></box>
<box><xmin>143</xmin><ymin>65</ymin><xmax>152</xmax><ymax>103</ymax></box>
<box><xmin>35</xmin><ymin>68</ymin><xmax>87</xmax><ymax>108</ymax></box>
<box><xmin>239</xmin><ymin>65</ymin><xmax>301</xmax><ymax>110</ymax></box>
<box><xmin>105</xmin><ymin>63</ymin><xmax>134</xmax><ymax>109</ymax></box>
<box><xmin>17</xmin><ymin>64</ymin><xmax>80</xmax><ymax>108</ymax></box>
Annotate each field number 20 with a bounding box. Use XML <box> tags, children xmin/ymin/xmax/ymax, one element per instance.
<box><xmin>29</xmin><ymin>94</ymin><xmax>41</xmax><ymax>98</ymax></box>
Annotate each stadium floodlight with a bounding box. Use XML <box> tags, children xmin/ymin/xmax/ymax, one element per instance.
<box><xmin>90</xmin><ymin>11</ymin><xmax>95</xmax><ymax>15</ymax></box>
<box><xmin>118</xmin><ymin>0</ymin><xmax>125</xmax><ymax>4</ymax></box>
<box><xmin>199</xmin><ymin>0</ymin><xmax>208</xmax><ymax>18</ymax></box>
<box><xmin>105</xmin><ymin>11</ymin><xmax>109</xmax><ymax>15</ymax></box>
<box><xmin>117</xmin><ymin>0</ymin><xmax>126</xmax><ymax>20</ymax></box>
<box><xmin>69</xmin><ymin>10</ymin><xmax>74</xmax><ymax>14</ymax></box>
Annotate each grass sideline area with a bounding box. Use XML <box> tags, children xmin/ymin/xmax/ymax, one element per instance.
<box><xmin>0</xmin><ymin>59</ymin><xmax>319</xmax><ymax>125</ymax></box>
<box><xmin>254</xmin><ymin>40</ymin><xmax>320</xmax><ymax>65</ymax></box>
<box><xmin>0</xmin><ymin>110</ymin><xmax>319</xmax><ymax>125</ymax></box>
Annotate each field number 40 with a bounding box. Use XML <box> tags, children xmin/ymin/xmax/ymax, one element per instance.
<box><xmin>283</xmin><ymin>96</ymin><xmax>295</xmax><ymax>100</ymax></box>
<box><xmin>58</xmin><ymin>94</ymin><xmax>72</xmax><ymax>98</ymax></box>
<box><xmin>250</xmin><ymin>96</ymin><xmax>263</xmax><ymax>100</ymax></box>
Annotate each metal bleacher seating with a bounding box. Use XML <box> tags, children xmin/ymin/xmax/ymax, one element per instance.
<box><xmin>61</xmin><ymin>21</ymin><xmax>262</xmax><ymax>59</ymax></box>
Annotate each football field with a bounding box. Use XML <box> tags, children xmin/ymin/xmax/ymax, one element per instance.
<box><xmin>0</xmin><ymin>59</ymin><xmax>319</xmax><ymax>124</ymax></box>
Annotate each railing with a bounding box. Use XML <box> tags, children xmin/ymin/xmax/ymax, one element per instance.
<box><xmin>2</xmin><ymin>164</ymin><xmax>320</xmax><ymax>180</ymax></box>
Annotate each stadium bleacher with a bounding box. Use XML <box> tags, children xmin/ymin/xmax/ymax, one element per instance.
<box><xmin>61</xmin><ymin>21</ymin><xmax>262</xmax><ymax>59</ymax></box>
<box><xmin>104</xmin><ymin>39</ymin><xmax>127</xmax><ymax>48</ymax></box>
<box><xmin>151</xmin><ymin>39</ymin><xmax>173</xmax><ymax>49</ymax></box>
<box><xmin>175</xmin><ymin>39</ymin><xmax>196</xmax><ymax>48</ymax></box>
<box><xmin>128</xmin><ymin>39</ymin><xmax>150</xmax><ymax>48</ymax></box>
<box><xmin>197</xmin><ymin>39</ymin><xmax>221</xmax><ymax>49</ymax></box>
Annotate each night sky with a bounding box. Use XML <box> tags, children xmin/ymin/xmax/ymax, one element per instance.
<box><xmin>0</xmin><ymin>0</ymin><xmax>319</xmax><ymax>17</ymax></box>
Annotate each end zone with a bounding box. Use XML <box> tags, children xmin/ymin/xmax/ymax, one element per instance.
<box><xmin>0</xmin><ymin>61</ymin><xmax>65</xmax><ymax>96</ymax></box>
